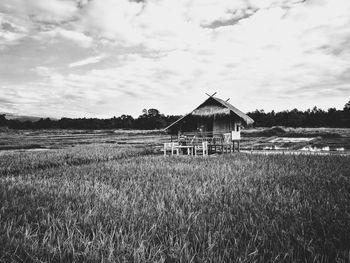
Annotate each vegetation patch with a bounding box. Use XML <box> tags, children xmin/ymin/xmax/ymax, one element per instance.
<box><xmin>243</xmin><ymin>126</ymin><xmax>287</xmax><ymax>137</ymax></box>
<box><xmin>0</xmin><ymin>145</ymin><xmax>349</xmax><ymax>262</ymax></box>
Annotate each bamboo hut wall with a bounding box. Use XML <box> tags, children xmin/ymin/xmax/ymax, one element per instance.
<box><xmin>213</xmin><ymin>116</ymin><xmax>234</xmax><ymax>133</ymax></box>
<box><xmin>197</xmin><ymin>117</ymin><xmax>213</xmax><ymax>132</ymax></box>
<box><xmin>175</xmin><ymin>116</ymin><xmax>213</xmax><ymax>133</ymax></box>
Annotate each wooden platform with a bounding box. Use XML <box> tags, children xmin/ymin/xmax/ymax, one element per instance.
<box><xmin>163</xmin><ymin>131</ymin><xmax>242</xmax><ymax>156</ymax></box>
<box><xmin>163</xmin><ymin>141</ymin><xmax>240</xmax><ymax>156</ymax></box>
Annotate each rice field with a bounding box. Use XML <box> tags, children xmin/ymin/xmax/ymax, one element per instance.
<box><xmin>241</xmin><ymin>127</ymin><xmax>350</xmax><ymax>153</ymax></box>
<box><xmin>1</xmin><ymin>127</ymin><xmax>350</xmax><ymax>155</ymax></box>
<box><xmin>1</xmin><ymin>143</ymin><xmax>349</xmax><ymax>262</ymax></box>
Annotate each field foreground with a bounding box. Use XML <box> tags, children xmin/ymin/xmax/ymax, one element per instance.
<box><xmin>0</xmin><ymin>144</ymin><xmax>349</xmax><ymax>262</ymax></box>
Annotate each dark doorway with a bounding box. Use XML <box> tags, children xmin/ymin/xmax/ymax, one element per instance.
<box><xmin>197</xmin><ymin>117</ymin><xmax>213</xmax><ymax>133</ymax></box>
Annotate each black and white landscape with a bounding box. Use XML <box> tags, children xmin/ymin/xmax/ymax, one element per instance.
<box><xmin>0</xmin><ymin>0</ymin><xmax>350</xmax><ymax>262</ymax></box>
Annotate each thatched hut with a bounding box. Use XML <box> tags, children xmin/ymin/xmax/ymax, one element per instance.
<box><xmin>164</xmin><ymin>95</ymin><xmax>254</xmax><ymax>152</ymax></box>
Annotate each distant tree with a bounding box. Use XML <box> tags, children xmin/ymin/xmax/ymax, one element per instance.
<box><xmin>120</xmin><ymin>115</ymin><xmax>134</xmax><ymax>129</ymax></box>
<box><xmin>287</xmin><ymin>109</ymin><xmax>304</xmax><ymax>127</ymax></box>
<box><xmin>311</xmin><ymin>106</ymin><xmax>319</xmax><ymax>114</ymax></box>
<box><xmin>36</xmin><ymin>118</ymin><xmax>53</xmax><ymax>129</ymax></box>
<box><xmin>147</xmin><ymin>108</ymin><xmax>160</xmax><ymax>117</ymax></box>
<box><xmin>344</xmin><ymin>100</ymin><xmax>350</xmax><ymax>111</ymax></box>
<box><xmin>0</xmin><ymin>114</ymin><xmax>7</xmax><ymax>126</ymax></box>
<box><xmin>344</xmin><ymin>101</ymin><xmax>350</xmax><ymax>127</ymax></box>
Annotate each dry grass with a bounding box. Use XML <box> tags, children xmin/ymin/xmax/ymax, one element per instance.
<box><xmin>0</xmin><ymin>145</ymin><xmax>349</xmax><ymax>262</ymax></box>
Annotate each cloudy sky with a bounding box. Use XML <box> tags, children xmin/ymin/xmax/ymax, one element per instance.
<box><xmin>0</xmin><ymin>0</ymin><xmax>350</xmax><ymax>118</ymax></box>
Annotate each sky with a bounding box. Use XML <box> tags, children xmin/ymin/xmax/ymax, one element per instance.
<box><xmin>0</xmin><ymin>0</ymin><xmax>350</xmax><ymax>118</ymax></box>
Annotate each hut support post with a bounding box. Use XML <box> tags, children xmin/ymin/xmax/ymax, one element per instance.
<box><xmin>232</xmin><ymin>141</ymin><xmax>240</xmax><ymax>152</ymax></box>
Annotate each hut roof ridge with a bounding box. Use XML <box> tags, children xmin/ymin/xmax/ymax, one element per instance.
<box><xmin>211</xmin><ymin>97</ymin><xmax>254</xmax><ymax>125</ymax></box>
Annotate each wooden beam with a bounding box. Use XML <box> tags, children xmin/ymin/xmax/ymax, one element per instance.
<box><xmin>205</xmin><ymin>92</ymin><xmax>217</xmax><ymax>97</ymax></box>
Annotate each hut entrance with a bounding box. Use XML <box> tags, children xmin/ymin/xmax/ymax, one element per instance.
<box><xmin>197</xmin><ymin>117</ymin><xmax>213</xmax><ymax>134</ymax></box>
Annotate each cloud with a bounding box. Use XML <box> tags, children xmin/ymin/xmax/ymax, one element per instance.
<box><xmin>80</xmin><ymin>0</ymin><xmax>143</xmax><ymax>44</ymax></box>
<box><xmin>32</xmin><ymin>66</ymin><xmax>54</xmax><ymax>76</ymax></box>
<box><xmin>69</xmin><ymin>54</ymin><xmax>106</xmax><ymax>68</ymax></box>
<box><xmin>0</xmin><ymin>13</ymin><xmax>28</xmax><ymax>48</ymax></box>
<box><xmin>0</xmin><ymin>97</ymin><xmax>14</xmax><ymax>105</ymax></box>
<box><xmin>0</xmin><ymin>0</ymin><xmax>79</xmax><ymax>23</ymax></box>
<box><xmin>36</xmin><ymin>28</ymin><xmax>93</xmax><ymax>48</ymax></box>
<box><xmin>0</xmin><ymin>30</ymin><xmax>26</xmax><ymax>47</ymax></box>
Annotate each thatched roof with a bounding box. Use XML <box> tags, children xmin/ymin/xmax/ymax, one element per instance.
<box><xmin>165</xmin><ymin>96</ymin><xmax>254</xmax><ymax>130</ymax></box>
<box><xmin>213</xmin><ymin>97</ymin><xmax>254</xmax><ymax>125</ymax></box>
<box><xmin>192</xmin><ymin>105</ymin><xmax>230</xmax><ymax>116</ymax></box>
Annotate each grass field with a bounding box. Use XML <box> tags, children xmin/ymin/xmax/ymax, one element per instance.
<box><xmin>1</xmin><ymin>141</ymin><xmax>349</xmax><ymax>262</ymax></box>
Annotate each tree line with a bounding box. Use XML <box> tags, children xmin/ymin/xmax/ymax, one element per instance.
<box><xmin>248</xmin><ymin>102</ymin><xmax>350</xmax><ymax>128</ymax></box>
<box><xmin>1</xmin><ymin>102</ymin><xmax>349</xmax><ymax>129</ymax></box>
<box><xmin>0</xmin><ymin>108</ymin><xmax>180</xmax><ymax>130</ymax></box>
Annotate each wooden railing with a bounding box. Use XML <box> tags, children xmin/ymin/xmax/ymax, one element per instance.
<box><xmin>180</xmin><ymin>131</ymin><xmax>226</xmax><ymax>137</ymax></box>
<box><xmin>167</xmin><ymin>131</ymin><xmax>242</xmax><ymax>154</ymax></box>
<box><xmin>174</xmin><ymin>131</ymin><xmax>233</xmax><ymax>145</ymax></box>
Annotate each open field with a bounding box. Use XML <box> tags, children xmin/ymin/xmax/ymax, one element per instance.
<box><xmin>0</xmin><ymin>129</ymin><xmax>170</xmax><ymax>152</ymax></box>
<box><xmin>1</xmin><ymin>127</ymin><xmax>350</xmax><ymax>155</ymax></box>
<box><xmin>0</xmin><ymin>140</ymin><xmax>350</xmax><ymax>262</ymax></box>
<box><xmin>241</xmin><ymin>127</ymin><xmax>350</xmax><ymax>154</ymax></box>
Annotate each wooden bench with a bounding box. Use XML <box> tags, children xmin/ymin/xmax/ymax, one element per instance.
<box><xmin>164</xmin><ymin>141</ymin><xmax>209</xmax><ymax>156</ymax></box>
<box><xmin>194</xmin><ymin>141</ymin><xmax>208</xmax><ymax>156</ymax></box>
<box><xmin>163</xmin><ymin>142</ymin><xmax>179</xmax><ymax>156</ymax></box>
